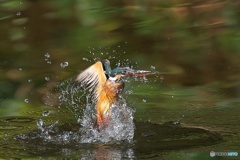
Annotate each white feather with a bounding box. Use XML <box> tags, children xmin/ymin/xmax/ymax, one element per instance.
<box><xmin>76</xmin><ymin>61</ymin><xmax>107</xmax><ymax>101</ymax></box>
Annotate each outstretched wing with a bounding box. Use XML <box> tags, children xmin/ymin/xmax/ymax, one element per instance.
<box><xmin>76</xmin><ymin>61</ymin><xmax>107</xmax><ymax>101</ymax></box>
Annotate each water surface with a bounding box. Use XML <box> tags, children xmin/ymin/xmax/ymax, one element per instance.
<box><xmin>0</xmin><ymin>0</ymin><xmax>240</xmax><ymax>159</ymax></box>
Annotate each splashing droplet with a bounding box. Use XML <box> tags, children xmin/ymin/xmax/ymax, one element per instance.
<box><xmin>125</xmin><ymin>90</ymin><xmax>133</xmax><ymax>94</ymax></box>
<box><xmin>80</xmin><ymin>100</ymin><xmax>135</xmax><ymax>143</ymax></box>
<box><xmin>150</xmin><ymin>65</ymin><xmax>155</xmax><ymax>70</ymax></box>
<box><xmin>37</xmin><ymin>119</ymin><xmax>44</xmax><ymax>130</ymax></box>
<box><xmin>44</xmin><ymin>53</ymin><xmax>52</xmax><ymax>64</ymax></box>
<box><xmin>16</xmin><ymin>12</ymin><xmax>21</xmax><ymax>16</ymax></box>
<box><xmin>24</xmin><ymin>99</ymin><xmax>29</xmax><ymax>103</ymax></box>
<box><xmin>160</xmin><ymin>76</ymin><xmax>165</xmax><ymax>81</ymax></box>
<box><xmin>82</xmin><ymin>57</ymin><xmax>89</xmax><ymax>61</ymax></box>
<box><xmin>45</xmin><ymin>53</ymin><xmax>50</xmax><ymax>59</ymax></box>
<box><xmin>60</xmin><ymin>62</ymin><xmax>68</xmax><ymax>68</ymax></box>
<box><xmin>45</xmin><ymin>77</ymin><xmax>50</xmax><ymax>81</ymax></box>
<box><xmin>42</xmin><ymin>110</ymin><xmax>50</xmax><ymax>117</ymax></box>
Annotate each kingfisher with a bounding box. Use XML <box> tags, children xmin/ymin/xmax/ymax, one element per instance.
<box><xmin>76</xmin><ymin>59</ymin><xmax>152</xmax><ymax>128</ymax></box>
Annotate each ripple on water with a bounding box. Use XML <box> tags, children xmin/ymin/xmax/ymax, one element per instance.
<box><xmin>0</xmin><ymin>124</ymin><xmax>23</xmax><ymax>130</ymax></box>
<box><xmin>0</xmin><ymin>116</ymin><xmax>36</xmax><ymax>132</ymax></box>
<box><xmin>0</xmin><ymin>116</ymin><xmax>36</xmax><ymax>123</ymax></box>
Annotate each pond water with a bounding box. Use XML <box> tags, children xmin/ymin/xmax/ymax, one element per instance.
<box><xmin>1</xmin><ymin>0</ymin><xmax>240</xmax><ymax>159</ymax></box>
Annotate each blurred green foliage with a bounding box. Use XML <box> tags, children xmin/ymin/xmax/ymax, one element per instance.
<box><xmin>0</xmin><ymin>0</ymin><xmax>240</xmax><ymax>101</ymax></box>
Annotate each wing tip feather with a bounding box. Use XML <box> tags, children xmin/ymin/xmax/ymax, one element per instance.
<box><xmin>75</xmin><ymin>61</ymin><xmax>106</xmax><ymax>100</ymax></box>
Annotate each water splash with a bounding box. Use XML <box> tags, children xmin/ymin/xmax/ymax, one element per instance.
<box><xmin>44</xmin><ymin>52</ymin><xmax>52</xmax><ymax>64</ymax></box>
<box><xmin>79</xmin><ymin>99</ymin><xmax>135</xmax><ymax>144</ymax></box>
<box><xmin>45</xmin><ymin>52</ymin><xmax>50</xmax><ymax>59</ymax></box>
<box><xmin>58</xmin><ymin>78</ymin><xmax>85</xmax><ymax>120</ymax></box>
<box><xmin>57</xmin><ymin>78</ymin><xmax>135</xmax><ymax>144</ymax></box>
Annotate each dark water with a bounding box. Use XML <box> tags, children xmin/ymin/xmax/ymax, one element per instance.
<box><xmin>1</xmin><ymin>0</ymin><xmax>240</xmax><ymax>159</ymax></box>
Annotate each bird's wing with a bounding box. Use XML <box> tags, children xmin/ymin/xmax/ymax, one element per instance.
<box><xmin>76</xmin><ymin>61</ymin><xmax>107</xmax><ymax>101</ymax></box>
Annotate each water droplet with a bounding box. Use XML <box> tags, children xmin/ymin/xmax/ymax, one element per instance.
<box><xmin>42</xmin><ymin>110</ymin><xmax>50</xmax><ymax>117</ymax></box>
<box><xmin>37</xmin><ymin>119</ymin><xmax>44</xmax><ymax>128</ymax></box>
<box><xmin>47</xmin><ymin>61</ymin><xmax>52</xmax><ymax>64</ymax></box>
<box><xmin>28</xmin><ymin>79</ymin><xmax>32</xmax><ymax>82</ymax></box>
<box><xmin>150</xmin><ymin>65</ymin><xmax>155</xmax><ymax>70</ymax></box>
<box><xmin>24</xmin><ymin>99</ymin><xmax>29</xmax><ymax>103</ymax></box>
<box><xmin>172</xmin><ymin>120</ymin><xmax>180</xmax><ymax>125</ymax></box>
<box><xmin>160</xmin><ymin>76</ymin><xmax>165</xmax><ymax>80</ymax></box>
<box><xmin>19</xmin><ymin>68</ymin><xmax>22</xmax><ymax>71</ymax></box>
<box><xmin>45</xmin><ymin>53</ymin><xmax>50</xmax><ymax>59</ymax></box>
<box><xmin>142</xmin><ymin>99</ymin><xmax>146</xmax><ymax>103</ymax></box>
<box><xmin>45</xmin><ymin>77</ymin><xmax>50</xmax><ymax>81</ymax></box>
<box><xmin>16</xmin><ymin>12</ymin><xmax>21</xmax><ymax>16</ymax></box>
<box><xmin>60</xmin><ymin>62</ymin><xmax>68</xmax><ymax>68</ymax></box>
<box><xmin>82</xmin><ymin>57</ymin><xmax>89</xmax><ymax>61</ymax></box>
<box><xmin>125</xmin><ymin>90</ymin><xmax>133</xmax><ymax>94</ymax></box>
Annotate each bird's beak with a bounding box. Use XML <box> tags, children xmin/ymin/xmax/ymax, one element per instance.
<box><xmin>111</xmin><ymin>67</ymin><xmax>155</xmax><ymax>77</ymax></box>
<box><xmin>131</xmin><ymin>70</ymin><xmax>153</xmax><ymax>77</ymax></box>
<box><xmin>124</xmin><ymin>69</ymin><xmax>153</xmax><ymax>77</ymax></box>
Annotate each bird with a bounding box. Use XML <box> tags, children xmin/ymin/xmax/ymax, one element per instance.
<box><xmin>76</xmin><ymin>59</ymin><xmax>152</xmax><ymax>128</ymax></box>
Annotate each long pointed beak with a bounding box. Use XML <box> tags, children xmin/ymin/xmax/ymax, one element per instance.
<box><xmin>124</xmin><ymin>69</ymin><xmax>153</xmax><ymax>77</ymax></box>
<box><xmin>111</xmin><ymin>67</ymin><xmax>155</xmax><ymax>77</ymax></box>
<box><xmin>130</xmin><ymin>70</ymin><xmax>153</xmax><ymax>77</ymax></box>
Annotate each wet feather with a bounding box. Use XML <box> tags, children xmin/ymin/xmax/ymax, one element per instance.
<box><xmin>76</xmin><ymin>61</ymin><xmax>107</xmax><ymax>101</ymax></box>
